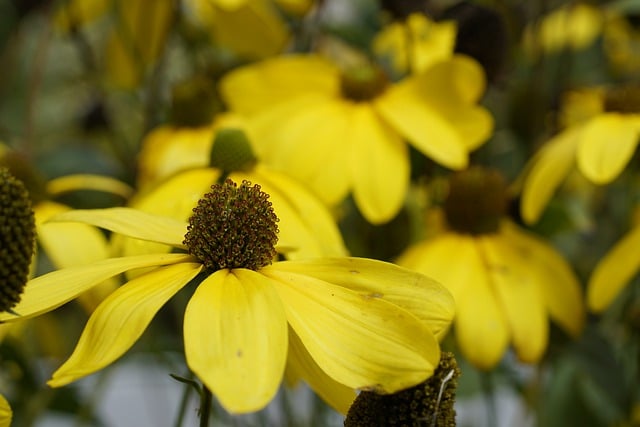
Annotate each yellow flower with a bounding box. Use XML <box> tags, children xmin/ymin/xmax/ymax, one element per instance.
<box><xmin>1</xmin><ymin>180</ymin><xmax>454</xmax><ymax>414</ymax></box>
<box><xmin>603</xmin><ymin>11</ymin><xmax>640</xmax><ymax>76</ymax></box>
<box><xmin>373</xmin><ymin>13</ymin><xmax>457</xmax><ymax>75</ymax></box>
<box><xmin>398</xmin><ymin>168</ymin><xmax>584</xmax><ymax>369</ymax></box>
<box><xmin>519</xmin><ymin>86</ymin><xmax>640</xmax><ymax>224</ymax></box>
<box><xmin>0</xmin><ymin>394</ymin><xmax>11</xmax><ymax>427</ymax></box>
<box><xmin>588</xmin><ymin>222</ymin><xmax>640</xmax><ymax>312</ymax></box>
<box><xmin>220</xmin><ymin>54</ymin><xmax>493</xmax><ymax>224</ymax></box>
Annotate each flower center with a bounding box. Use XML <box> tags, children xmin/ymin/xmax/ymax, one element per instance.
<box><xmin>443</xmin><ymin>167</ymin><xmax>508</xmax><ymax>235</ymax></box>
<box><xmin>209</xmin><ymin>128</ymin><xmax>258</xmax><ymax>174</ymax></box>
<box><xmin>183</xmin><ymin>179</ymin><xmax>279</xmax><ymax>272</ymax></box>
<box><xmin>340</xmin><ymin>64</ymin><xmax>389</xmax><ymax>102</ymax></box>
<box><xmin>344</xmin><ymin>352</ymin><xmax>460</xmax><ymax>426</ymax></box>
<box><xmin>0</xmin><ymin>167</ymin><xmax>36</xmax><ymax>312</ymax></box>
<box><xmin>604</xmin><ymin>85</ymin><xmax>640</xmax><ymax>114</ymax></box>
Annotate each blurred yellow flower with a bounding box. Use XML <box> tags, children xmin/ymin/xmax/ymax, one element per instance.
<box><xmin>1</xmin><ymin>180</ymin><xmax>454</xmax><ymax>414</ymax></box>
<box><xmin>603</xmin><ymin>11</ymin><xmax>640</xmax><ymax>76</ymax></box>
<box><xmin>398</xmin><ymin>168</ymin><xmax>584</xmax><ymax>369</ymax></box>
<box><xmin>220</xmin><ymin>54</ymin><xmax>493</xmax><ymax>224</ymax></box>
<box><xmin>0</xmin><ymin>394</ymin><xmax>11</xmax><ymax>427</ymax></box>
<box><xmin>519</xmin><ymin>86</ymin><xmax>640</xmax><ymax>224</ymax></box>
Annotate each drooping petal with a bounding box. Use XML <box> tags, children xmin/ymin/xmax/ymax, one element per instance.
<box><xmin>272</xmin><ymin>257</ymin><xmax>454</xmax><ymax>340</ymax></box>
<box><xmin>576</xmin><ymin>114</ymin><xmax>640</xmax><ymax>184</ymax></box>
<box><xmin>263</xmin><ymin>264</ymin><xmax>441</xmax><ymax>393</ymax></box>
<box><xmin>51</xmin><ymin>208</ymin><xmax>188</xmax><ymax>249</ymax></box>
<box><xmin>220</xmin><ymin>54</ymin><xmax>339</xmax><ymax>114</ymax></box>
<box><xmin>184</xmin><ymin>269</ymin><xmax>288</xmax><ymax>413</ymax></box>
<box><xmin>48</xmin><ymin>263</ymin><xmax>202</xmax><ymax>387</ymax></box>
<box><xmin>588</xmin><ymin>225</ymin><xmax>640</xmax><ymax>312</ymax></box>
<box><xmin>0</xmin><ymin>253</ymin><xmax>193</xmax><ymax>322</ymax></box>
<box><xmin>350</xmin><ymin>103</ymin><xmax>409</xmax><ymax>224</ymax></box>
<box><xmin>398</xmin><ymin>235</ymin><xmax>509</xmax><ymax>369</ymax></box>
<box><xmin>502</xmin><ymin>222</ymin><xmax>584</xmax><ymax>336</ymax></box>
<box><xmin>480</xmin><ymin>234</ymin><xmax>548</xmax><ymax>364</ymax></box>
<box><xmin>520</xmin><ymin>126</ymin><xmax>581</xmax><ymax>224</ymax></box>
<box><xmin>285</xmin><ymin>327</ymin><xmax>356</xmax><ymax>415</ymax></box>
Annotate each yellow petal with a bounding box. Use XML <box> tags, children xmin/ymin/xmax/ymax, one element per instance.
<box><xmin>0</xmin><ymin>253</ymin><xmax>193</xmax><ymax>322</ymax></box>
<box><xmin>520</xmin><ymin>126</ymin><xmax>581</xmax><ymax>224</ymax></box>
<box><xmin>272</xmin><ymin>257</ymin><xmax>454</xmax><ymax>340</ymax></box>
<box><xmin>588</xmin><ymin>225</ymin><xmax>640</xmax><ymax>312</ymax></box>
<box><xmin>184</xmin><ymin>269</ymin><xmax>288</xmax><ymax>413</ymax></box>
<box><xmin>220</xmin><ymin>55</ymin><xmax>339</xmax><ymax>114</ymax></box>
<box><xmin>263</xmin><ymin>264</ymin><xmax>441</xmax><ymax>393</ymax></box>
<box><xmin>502</xmin><ymin>222</ymin><xmax>584</xmax><ymax>336</ymax></box>
<box><xmin>350</xmin><ymin>104</ymin><xmax>409</xmax><ymax>224</ymax></box>
<box><xmin>49</xmin><ymin>263</ymin><xmax>202</xmax><ymax>387</ymax></box>
<box><xmin>51</xmin><ymin>208</ymin><xmax>188</xmax><ymax>249</ymax></box>
<box><xmin>285</xmin><ymin>328</ymin><xmax>356</xmax><ymax>415</ymax></box>
<box><xmin>0</xmin><ymin>394</ymin><xmax>11</xmax><ymax>427</ymax></box>
<box><xmin>576</xmin><ymin>114</ymin><xmax>640</xmax><ymax>184</ymax></box>
<box><xmin>233</xmin><ymin>167</ymin><xmax>349</xmax><ymax>258</ymax></box>
<box><xmin>480</xmin><ymin>234</ymin><xmax>548</xmax><ymax>364</ymax></box>
<box><xmin>45</xmin><ymin>174</ymin><xmax>133</xmax><ymax>199</ymax></box>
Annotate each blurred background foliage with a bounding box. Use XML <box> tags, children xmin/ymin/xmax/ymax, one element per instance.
<box><xmin>1</xmin><ymin>0</ymin><xmax>640</xmax><ymax>426</ymax></box>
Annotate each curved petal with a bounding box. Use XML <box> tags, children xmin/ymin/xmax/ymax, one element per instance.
<box><xmin>375</xmin><ymin>84</ymin><xmax>468</xmax><ymax>170</ymax></box>
<box><xmin>45</xmin><ymin>174</ymin><xmax>134</xmax><ymax>199</ymax></box>
<box><xmin>233</xmin><ymin>167</ymin><xmax>348</xmax><ymax>258</ymax></box>
<box><xmin>285</xmin><ymin>327</ymin><xmax>356</xmax><ymax>415</ymax></box>
<box><xmin>219</xmin><ymin>54</ymin><xmax>339</xmax><ymax>114</ymax></box>
<box><xmin>0</xmin><ymin>253</ymin><xmax>193</xmax><ymax>322</ymax></box>
<box><xmin>520</xmin><ymin>127</ymin><xmax>581</xmax><ymax>224</ymax></box>
<box><xmin>0</xmin><ymin>394</ymin><xmax>11</xmax><ymax>427</ymax></box>
<box><xmin>272</xmin><ymin>257</ymin><xmax>454</xmax><ymax>340</ymax></box>
<box><xmin>51</xmin><ymin>208</ymin><xmax>188</xmax><ymax>249</ymax></box>
<box><xmin>263</xmin><ymin>264</ymin><xmax>441</xmax><ymax>393</ymax></box>
<box><xmin>350</xmin><ymin>104</ymin><xmax>409</xmax><ymax>224</ymax></box>
<box><xmin>480</xmin><ymin>234</ymin><xmax>548</xmax><ymax>364</ymax></box>
<box><xmin>588</xmin><ymin>225</ymin><xmax>640</xmax><ymax>312</ymax></box>
<box><xmin>502</xmin><ymin>222</ymin><xmax>584</xmax><ymax>336</ymax></box>
<box><xmin>184</xmin><ymin>269</ymin><xmax>288</xmax><ymax>413</ymax></box>
<box><xmin>48</xmin><ymin>263</ymin><xmax>202</xmax><ymax>387</ymax></box>
<box><xmin>576</xmin><ymin>114</ymin><xmax>640</xmax><ymax>184</ymax></box>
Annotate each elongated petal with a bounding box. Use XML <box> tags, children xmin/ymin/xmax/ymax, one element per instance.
<box><xmin>51</xmin><ymin>208</ymin><xmax>188</xmax><ymax>249</ymax></box>
<box><xmin>350</xmin><ymin>104</ymin><xmax>409</xmax><ymax>224</ymax></box>
<box><xmin>0</xmin><ymin>394</ymin><xmax>11</xmax><ymax>427</ymax></box>
<box><xmin>0</xmin><ymin>254</ymin><xmax>193</xmax><ymax>322</ymax></box>
<box><xmin>520</xmin><ymin>127</ymin><xmax>581</xmax><ymax>224</ymax></box>
<box><xmin>45</xmin><ymin>174</ymin><xmax>133</xmax><ymax>199</ymax></box>
<box><xmin>588</xmin><ymin>225</ymin><xmax>640</xmax><ymax>312</ymax></box>
<box><xmin>576</xmin><ymin>114</ymin><xmax>640</xmax><ymax>184</ymax></box>
<box><xmin>263</xmin><ymin>264</ymin><xmax>441</xmax><ymax>393</ymax></box>
<box><xmin>480</xmin><ymin>235</ymin><xmax>548</xmax><ymax>364</ymax></box>
<box><xmin>184</xmin><ymin>269</ymin><xmax>288</xmax><ymax>413</ymax></box>
<box><xmin>285</xmin><ymin>328</ymin><xmax>356</xmax><ymax>414</ymax></box>
<box><xmin>502</xmin><ymin>222</ymin><xmax>584</xmax><ymax>336</ymax></box>
<box><xmin>272</xmin><ymin>257</ymin><xmax>454</xmax><ymax>340</ymax></box>
<box><xmin>49</xmin><ymin>263</ymin><xmax>202</xmax><ymax>387</ymax></box>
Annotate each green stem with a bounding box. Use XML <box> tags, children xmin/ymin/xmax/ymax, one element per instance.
<box><xmin>172</xmin><ymin>378</ymin><xmax>194</xmax><ymax>427</ymax></box>
<box><xmin>480</xmin><ymin>371</ymin><xmax>497</xmax><ymax>427</ymax></box>
<box><xmin>199</xmin><ymin>385</ymin><xmax>213</xmax><ymax>427</ymax></box>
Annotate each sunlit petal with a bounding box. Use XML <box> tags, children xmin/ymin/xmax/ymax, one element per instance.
<box><xmin>184</xmin><ymin>269</ymin><xmax>288</xmax><ymax>413</ymax></box>
<box><xmin>48</xmin><ymin>263</ymin><xmax>202</xmax><ymax>387</ymax></box>
<box><xmin>350</xmin><ymin>104</ymin><xmax>409</xmax><ymax>224</ymax></box>
<box><xmin>264</xmin><ymin>264</ymin><xmax>440</xmax><ymax>393</ymax></box>
<box><xmin>51</xmin><ymin>208</ymin><xmax>188</xmax><ymax>249</ymax></box>
<box><xmin>0</xmin><ymin>254</ymin><xmax>193</xmax><ymax>322</ymax></box>
<box><xmin>576</xmin><ymin>114</ymin><xmax>640</xmax><ymax>184</ymax></box>
<box><xmin>0</xmin><ymin>394</ymin><xmax>11</xmax><ymax>427</ymax></box>
<box><xmin>273</xmin><ymin>257</ymin><xmax>454</xmax><ymax>340</ymax></box>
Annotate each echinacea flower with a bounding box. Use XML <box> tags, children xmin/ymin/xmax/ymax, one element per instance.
<box><xmin>1</xmin><ymin>179</ymin><xmax>454</xmax><ymax>414</ymax></box>
<box><xmin>399</xmin><ymin>167</ymin><xmax>584</xmax><ymax>369</ymax></box>
<box><xmin>220</xmin><ymin>52</ymin><xmax>493</xmax><ymax>224</ymax></box>
<box><xmin>519</xmin><ymin>86</ymin><xmax>640</xmax><ymax>224</ymax></box>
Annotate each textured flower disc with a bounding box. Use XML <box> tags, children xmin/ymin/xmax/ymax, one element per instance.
<box><xmin>0</xmin><ymin>167</ymin><xmax>36</xmax><ymax>312</ymax></box>
<box><xmin>184</xmin><ymin>179</ymin><xmax>279</xmax><ymax>272</ymax></box>
<box><xmin>344</xmin><ymin>352</ymin><xmax>460</xmax><ymax>426</ymax></box>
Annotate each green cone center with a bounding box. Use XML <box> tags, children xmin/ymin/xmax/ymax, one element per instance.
<box><xmin>340</xmin><ymin>64</ymin><xmax>389</xmax><ymax>102</ymax></box>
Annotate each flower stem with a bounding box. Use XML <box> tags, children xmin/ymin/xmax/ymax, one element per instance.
<box><xmin>199</xmin><ymin>385</ymin><xmax>213</xmax><ymax>427</ymax></box>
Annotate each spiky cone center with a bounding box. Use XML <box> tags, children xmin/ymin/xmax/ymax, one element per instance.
<box><xmin>604</xmin><ymin>85</ymin><xmax>640</xmax><ymax>114</ymax></box>
<box><xmin>344</xmin><ymin>352</ymin><xmax>460</xmax><ymax>426</ymax></box>
<box><xmin>183</xmin><ymin>179</ymin><xmax>279</xmax><ymax>272</ymax></box>
<box><xmin>340</xmin><ymin>64</ymin><xmax>390</xmax><ymax>102</ymax></box>
<box><xmin>0</xmin><ymin>167</ymin><xmax>36</xmax><ymax>312</ymax></box>
<box><xmin>443</xmin><ymin>167</ymin><xmax>508</xmax><ymax>235</ymax></box>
